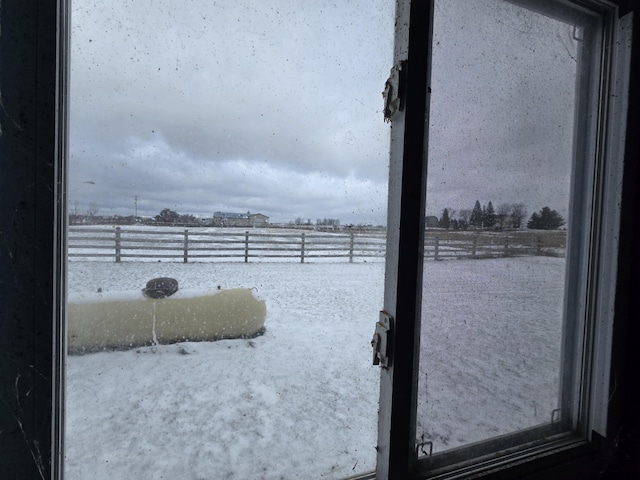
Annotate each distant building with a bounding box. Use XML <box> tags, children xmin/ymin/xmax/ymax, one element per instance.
<box><xmin>248</xmin><ymin>213</ymin><xmax>269</xmax><ymax>226</ymax></box>
<box><xmin>425</xmin><ymin>216</ymin><xmax>439</xmax><ymax>228</ymax></box>
<box><xmin>212</xmin><ymin>211</ymin><xmax>269</xmax><ymax>227</ymax></box>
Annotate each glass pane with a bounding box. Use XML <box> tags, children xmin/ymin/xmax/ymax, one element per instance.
<box><xmin>66</xmin><ymin>1</ymin><xmax>394</xmax><ymax>478</ymax></box>
<box><xmin>417</xmin><ymin>0</ymin><xmax>583</xmax><ymax>454</ymax></box>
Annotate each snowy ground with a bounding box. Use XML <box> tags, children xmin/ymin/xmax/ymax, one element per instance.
<box><xmin>65</xmin><ymin>256</ymin><xmax>565</xmax><ymax>479</ymax></box>
<box><xmin>417</xmin><ymin>257</ymin><xmax>564</xmax><ymax>452</ymax></box>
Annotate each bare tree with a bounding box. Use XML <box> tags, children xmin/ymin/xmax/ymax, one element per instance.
<box><xmin>87</xmin><ymin>202</ymin><xmax>99</xmax><ymax>217</ymax></box>
<box><xmin>456</xmin><ymin>208</ymin><xmax>471</xmax><ymax>230</ymax></box>
<box><xmin>510</xmin><ymin>203</ymin><xmax>527</xmax><ymax>229</ymax></box>
<box><xmin>457</xmin><ymin>209</ymin><xmax>471</xmax><ymax>223</ymax></box>
<box><xmin>496</xmin><ymin>203</ymin><xmax>512</xmax><ymax>229</ymax></box>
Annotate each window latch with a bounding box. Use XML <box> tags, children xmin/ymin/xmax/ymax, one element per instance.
<box><xmin>372</xmin><ymin>311</ymin><xmax>393</xmax><ymax>368</ymax></box>
<box><xmin>382</xmin><ymin>60</ymin><xmax>407</xmax><ymax>122</ymax></box>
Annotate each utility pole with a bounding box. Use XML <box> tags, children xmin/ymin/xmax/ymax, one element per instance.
<box><xmin>134</xmin><ymin>195</ymin><xmax>138</xmax><ymax>218</ymax></box>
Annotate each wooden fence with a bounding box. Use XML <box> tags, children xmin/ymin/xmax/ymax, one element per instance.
<box><xmin>67</xmin><ymin>227</ymin><xmax>386</xmax><ymax>263</ymax></box>
<box><xmin>67</xmin><ymin>227</ymin><xmax>562</xmax><ymax>263</ymax></box>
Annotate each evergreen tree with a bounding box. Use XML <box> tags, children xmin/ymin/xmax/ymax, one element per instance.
<box><xmin>470</xmin><ymin>200</ymin><xmax>483</xmax><ymax>228</ymax></box>
<box><xmin>527</xmin><ymin>206</ymin><xmax>565</xmax><ymax>230</ymax></box>
<box><xmin>439</xmin><ymin>208</ymin><xmax>450</xmax><ymax>229</ymax></box>
<box><xmin>484</xmin><ymin>201</ymin><xmax>496</xmax><ymax>228</ymax></box>
<box><xmin>527</xmin><ymin>212</ymin><xmax>541</xmax><ymax>229</ymax></box>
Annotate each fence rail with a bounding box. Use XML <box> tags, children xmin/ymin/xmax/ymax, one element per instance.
<box><xmin>67</xmin><ymin>227</ymin><xmax>562</xmax><ymax>263</ymax></box>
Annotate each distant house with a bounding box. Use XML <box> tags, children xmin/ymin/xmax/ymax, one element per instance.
<box><xmin>212</xmin><ymin>211</ymin><xmax>269</xmax><ymax>227</ymax></box>
<box><xmin>425</xmin><ymin>216</ymin><xmax>439</xmax><ymax>228</ymax></box>
<box><xmin>248</xmin><ymin>213</ymin><xmax>269</xmax><ymax>227</ymax></box>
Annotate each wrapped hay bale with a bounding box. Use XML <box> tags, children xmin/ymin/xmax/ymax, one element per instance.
<box><xmin>68</xmin><ymin>286</ymin><xmax>266</xmax><ymax>353</ymax></box>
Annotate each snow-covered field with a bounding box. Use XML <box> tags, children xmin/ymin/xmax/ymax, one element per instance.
<box><xmin>417</xmin><ymin>257</ymin><xmax>564</xmax><ymax>452</ymax></box>
<box><xmin>65</xmin><ymin>256</ymin><xmax>565</xmax><ymax>479</ymax></box>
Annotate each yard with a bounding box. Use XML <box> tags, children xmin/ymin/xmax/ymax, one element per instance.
<box><xmin>65</xmin><ymin>255</ymin><xmax>565</xmax><ymax>479</ymax></box>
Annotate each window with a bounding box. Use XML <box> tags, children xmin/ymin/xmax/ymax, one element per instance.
<box><xmin>1</xmin><ymin>1</ymin><xmax>638</xmax><ymax>480</ymax></box>
<box><xmin>375</xmin><ymin>0</ymin><xmax>634</xmax><ymax>478</ymax></box>
<box><xmin>417</xmin><ymin>0</ymin><xmax>580</xmax><ymax>455</ymax></box>
<box><xmin>65</xmin><ymin>2</ymin><xmax>393</xmax><ymax>479</ymax></box>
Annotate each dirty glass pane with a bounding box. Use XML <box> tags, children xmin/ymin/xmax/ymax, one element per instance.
<box><xmin>417</xmin><ymin>0</ymin><xmax>584</xmax><ymax>454</ymax></box>
<box><xmin>66</xmin><ymin>1</ymin><xmax>394</xmax><ymax>478</ymax></box>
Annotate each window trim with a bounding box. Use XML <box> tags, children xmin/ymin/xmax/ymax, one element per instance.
<box><xmin>54</xmin><ymin>0</ymin><xmax>72</xmax><ymax>477</ymax></box>
<box><xmin>0</xmin><ymin>1</ymin><xmax>68</xmax><ymax>479</ymax></box>
<box><xmin>377</xmin><ymin>0</ymin><xmax>632</xmax><ymax>479</ymax></box>
<box><xmin>376</xmin><ymin>1</ymin><xmax>432</xmax><ymax>478</ymax></box>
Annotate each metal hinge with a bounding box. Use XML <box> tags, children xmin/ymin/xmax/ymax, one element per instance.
<box><xmin>382</xmin><ymin>60</ymin><xmax>407</xmax><ymax>122</ymax></box>
<box><xmin>372</xmin><ymin>311</ymin><xmax>393</xmax><ymax>368</ymax></box>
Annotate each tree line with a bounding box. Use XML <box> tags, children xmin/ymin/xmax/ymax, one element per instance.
<box><xmin>434</xmin><ymin>201</ymin><xmax>565</xmax><ymax>231</ymax></box>
<box><xmin>155</xmin><ymin>208</ymin><xmax>198</xmax><ymax>225</ymax></box>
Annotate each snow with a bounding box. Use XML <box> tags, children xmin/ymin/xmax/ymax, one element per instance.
<box><xmin>417</xmin><ymin>258</ymin><xmax>564</xmax><ymax>452</ymax></box>
<box><xmin>69</xmin><ymin>287</ymin><xmax>264</xmax><ymax>303</ymax></box>
<box><xmin>65</xmin><ymin>256</ymin><xmax>565</xmax><ymax>479</ymax></box>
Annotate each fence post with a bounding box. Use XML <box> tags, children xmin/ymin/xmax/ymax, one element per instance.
<box><xmin>434</xmin><ymin>237</ymin><xmax>439</xmax><ymax>261</ymax></box>
<box><xmin>115</xmin><ymin>227</ymin><xmax>121</xmax><ymax>263</ymax></box>
<box><xmin>472</xmin><ymin>235</ymin><xmax>478</xmax><ymax>259</ymax></box>
<box><xmin>504</xmin><ymin>236</ymin><xmax>509</xmax><ymax>256</ymax></box>
<box><xmin>349</xmin><ymin>233</ymin><xmax>354</xmax><ymax>263</ymax></box>
<box><xmin>244</xmin><ymin>231</ymin><xmax>249</xmax><ymax>263</ymax></box>
<box><xmin>183</xmin><ymin>229</ymin><xmax>189</xmax><ymax>263</ymax></box>
<box><xmin>536</xmin><ymin>235</ymin><xmax>542</xmax><ymax>255</ymax></box>
<box><xmin>301</xmin><ymin>232</ymin><xmax>305</xmax><ymax>263</ymax></box>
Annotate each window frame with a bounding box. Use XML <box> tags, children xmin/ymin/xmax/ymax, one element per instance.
<box><xmin>0</xmin><ymin>1</ymin><xmax>638</xmax><ymax>479</ymax></box>
<box><xmin>376</xmin><ymin>0</ymin><xmax>634</xmax><ymax>479</ymax></box>
<box><xmin>0</xmin><ymin>1</ymin><xmax>69</xmax><ymax>479</ymax></box>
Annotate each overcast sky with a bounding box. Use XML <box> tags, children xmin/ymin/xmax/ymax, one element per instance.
<box><xmin>426</xmin><ymin>0</ymin><xmax>579</xmax><ymax>221</ymax></box>
<box><xmin>70</xmin><ymin>0</ymin><xmax>579</xmax><ymax>225</ymax></box>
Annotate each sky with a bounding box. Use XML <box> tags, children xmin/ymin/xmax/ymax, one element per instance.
<box><xmin>425</xmin><ymin>0</ymin><xmax>579</xmax><ymax>221</ymax></box>
<box><xmin>69</xmin><ymin>0</ymin><xmax>580</xmax><ymax>225</ymax></box>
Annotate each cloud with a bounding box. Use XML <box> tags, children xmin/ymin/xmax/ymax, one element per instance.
<box><xmin>424</xmin><ymin>0</ymin><xmax>578</xmax><ymax>217</ymax></box>
<box><xmin>70</xmin><ymin>0</ymin><xmax>582</xmax><ymax>226</ymax></box>
<box><xmin>70</xmin><ymin>0</ymin><xmax>394</xmax><ymax>224</ymax></box>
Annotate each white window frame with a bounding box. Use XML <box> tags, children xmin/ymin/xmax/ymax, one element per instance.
<box><xmin>375</xmin><ymin>1</ymin><xmax>632</xmax><ymax>479</ymax></box>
